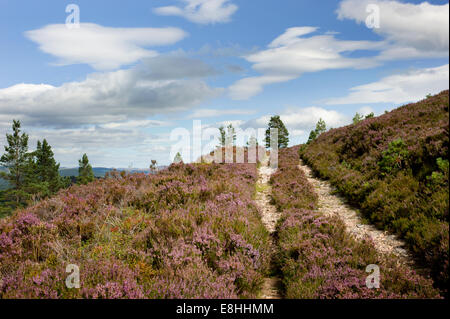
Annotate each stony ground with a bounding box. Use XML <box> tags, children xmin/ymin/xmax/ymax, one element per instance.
<box><xmin>298</xmin><ymin>159</ymin><xmax>414</xmax><ymax>267</ymax></box>
<box><xmin>255</xmin><ymin>155</ymin><xmax>282</xmax><ymax>299</ymax></box>
<box><xmin>256</xmin><ymin>157</ymin><xmax>419</xmax><ymax>299</ymax></box>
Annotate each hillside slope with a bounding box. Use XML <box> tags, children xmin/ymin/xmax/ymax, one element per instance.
<box><xmin>0</xmin><ymin>163</ymin><xmax>271</xmax><ymax>298</ymax></box>
<box><xmin>272</xmin><ymin>147</ymin><xmax>439</xmax><ymax>298</ymax></box>
<box><xmin>300</xmin><ymin>90</ymin><xmax>449</xmax><ymax>292</ymax></box>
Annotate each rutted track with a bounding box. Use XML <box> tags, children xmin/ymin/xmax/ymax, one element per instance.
<box><xmin>255</xmin><ymin>156</ymin><xmax>282</xmax><ymax>299</ymax></box>
<box><xmin>298</xmin><ymin>159</ymin><xmax>414</xmax><ymax>267</ymax></box>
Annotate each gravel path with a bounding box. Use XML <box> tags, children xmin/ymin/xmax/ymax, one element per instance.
<box><xmin>298</xmin><ymin>159</ymin><xmax>413</xmax><ymax>266</ymax></box>
<box><xmin>255</xmin><ymin>155</ymin><xmax>282</xmax><ymax>299</ymax></box>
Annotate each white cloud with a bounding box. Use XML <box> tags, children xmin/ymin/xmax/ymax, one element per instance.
<box><xmin>325</xmin><ymin>64</ymin><xmax>449</xmax><ymax>105</ymax></box>
<box><xmin>216</xmin><ymin>119</ymin><xmax>246</xmax><ymax>128</ymax></box>
<box><xmin>337</xmin><ymin>0</ymin><xmax>449</xmax><ymax>60</ymax></box>
<box><xmin>0</xmin><ymin>56</ymin><xmax>222</xmax><ymax>128</ymax></box>
<box><xmin>291</xmin><ymin>129</ymin><xmax>306</xmax><ymax>137</ymax></box>
<box><xmin>230</xmin><ymin>2</ymin><xmax>449</xmax><ymax>100</ymax></box>
<box><xmin>229</xmin><ymin>27</ymin><xmax>383</xmax><ymax>100</ymax></box>
<box><xmin>188</xmin><ymin>108</ymin><xmax>255</xmax><ymax>118</ymax></box>
<box><xmin>25</xmin><ymin>126</ymin><xmax>174</xmax><ymax>167</ymax></box>
<box><xmin>154</xmin><ymin>0</ymin><xmax>238</xmax><ymax>24</ymax></box>
<box><xmin>243</xmin><ymin>106</ymin><xmax>349</xmax><ymax>133</ymax></box>
<box><xmin>100</xmin><ymin>119</ymin><xmax>172</xmax><ymax>129</ymax></box>
<box><xmin>25</xmin><ymin>23</ymin><xmax>187</xmax><ymax>70</ymax></box>
<box><xmin>229</xmin><ymin>75</ymin><xmax>295</xmax><ymax>100</ymax></box>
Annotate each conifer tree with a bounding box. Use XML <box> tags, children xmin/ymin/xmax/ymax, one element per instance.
<box><xmin>265</xmin><ymin>115</ymin><xmax>289</xmax><ymax>149</ymax></box>
<box><xmin>218</xmin><ymin>126</ymin><xmax>226</xmax><ymax>147</ymax></box>
<box><xmin>307</xmin><ymin>118</ymin><xmax>327</xmax><ymax>145</ymax></box>
<box><xmin>315</xmin><ymin>118</ymin><xmax>326</xmax><ymax>135</ymax></box>
<box><xmin>227</xmin><ymin>124</ymin><xmax>237</xmax><ymax>145</ymax></box>
<box><xmin>0</xmin><ymin>120</ymin><xmax>29</xmax><ymax>190</ymax></box>
<box><xmin>78</xmin><ymin>154</ymin><xmax>94</xmax><ymax>185</ymax></box>
<box><xmin>34</xmin><ymin>139</ymin><xmax>62</xmax><ymax>193</ymax></box>
<box><xmin>173</xmin><ymin>152</ymin><xmax>183</xmax><ymax>164</ymax></box>
<box><xmin>150</xmin><ymin>160</ymin><xmax>158</xmax><ymax>173</ymax></box>
<box><xmin>353</xmin><ymin>112</ymin><xmax>364</xmax><ymax>124</ymax></box>
<box><xmin>0</xmin><ymin>120</ymin><xmax>31</xmax><ymax>203</ymax></box>
<box><xmin>307</xmin><ymin>130</ymin><xmax>318</xmax><ymax>145</ymax></box>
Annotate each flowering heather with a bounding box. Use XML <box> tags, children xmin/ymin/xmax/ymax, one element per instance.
<box><xmin>272</xmin><ymin>146</ymin><xmax>440</xmax><ymax>299</ymax></box>
<box><xmin>300</xmin><ymin>91</ymin><xmax>449</xmax><ymax>294</ymax></box>
<box><xmin>0</xmin><ymin>163</ymin><xmax>271</xmax><ymax>299</ymax></box>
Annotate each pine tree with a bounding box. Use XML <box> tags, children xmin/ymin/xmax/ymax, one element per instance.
<box><xmin>150</xmin><ymin>160</ymin><xmax>158</xmax><ymax>173</ymax></box>
<box><xmin>316</xmin><ymin>118</ymin><xmax>326</xmax><ymax>135</ymax></box>
<box><xmin>307</xmin><ymin>118</ymin><xmax>327</xmax><ymax>145</ymax></box>
<box><xmin>78</xmin><ymin>154</ymin><xmax>94</xmax><ymax>185</ymax></box>
<box><xmin>365</xmin><ymin>112</ymin><xmax>375</xmax><ymax>119</ymax></box>
<box><xmin>265</xmin><ymin>115</ymin><xmax>289</xmax><ymax>149</ymax></box>
<box><xmin>353</xmin><ymin>112</ymin><xmax>364</xmax><ymax>124</ymax></box>
<box><xmin>307</xmin><ymin>130</ymin><xmax>318</xmax><ymax>145</ymax></box>
<box><xmin>34</xmin><ymin>139</ymin><xmax>62</xmax><ymax>193</ymax></box>
<box><xmin>227</xmin><ymin>124</ymin><xmax>237</xmax><ymax>145</ymax></box>
<box><xmin>0</xmin><ymin>120</ymin><xmax>30</xmax><ymax>203</ymax></box>
<box><xmin>173</xmin><ymin>152</ymin><xmax>183</xmax><ymax>164</ymax></box>
<box><xmin>218</xmin><ymin>126</ymin><xmax>226</xmax><ymax>147</ymax></box>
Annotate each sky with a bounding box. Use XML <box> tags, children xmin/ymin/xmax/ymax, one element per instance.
<box><xmin>0</xmin><ymin>0</ymin><xmax>448</xmax><ymax>168</ymax></box>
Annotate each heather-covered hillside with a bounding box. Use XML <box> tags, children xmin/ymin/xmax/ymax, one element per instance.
<box><xmin>300</xmin><ymin>91</ymin><xmax>449</xmax><ymax>292</ymax></box>
<box><xmin>0</xmin><ymin>163</ymin><xmax>271</xmax><ymax>298</ymax></box>
<box><xmin>272</xmin><ymin>147</ymin><xmax>439</xmax><ymax>298</ymax></box>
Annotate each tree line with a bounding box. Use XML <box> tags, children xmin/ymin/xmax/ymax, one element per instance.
<box><xmin>216</xmin><ymin>116</ymin><xmax>290</xmax><ymax>150</ymax></box>
<box><xmin>0</xmin><ymin>120</ymin><xmax>94</xmax><ymax>216</ymax></box>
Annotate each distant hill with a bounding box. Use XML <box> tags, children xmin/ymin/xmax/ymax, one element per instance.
<box><xmin>59</xmin><ymin>167</ymin><xmax>121</xmax><ymax>178</ymax></box>
<box><xmin>0</xmin><ymin>167</ymin><xmax>166</xmax><ymax>190</ymax></box>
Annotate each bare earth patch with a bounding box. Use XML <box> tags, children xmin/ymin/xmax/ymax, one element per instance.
<box><xmin>298</xmin><ymin>159</ymin><xmax>414</xmax><ymax>267</ymax></box>
<box><xmin>255</xmin><ymin>155</ymin><xmax>282</xmax><ymax>299</ymax></box>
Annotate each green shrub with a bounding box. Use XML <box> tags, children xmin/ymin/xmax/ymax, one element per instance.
<box><xmin>378</xmin><ymin>139</ymin><xmax>409</xmax><ymax>176</ymax></box>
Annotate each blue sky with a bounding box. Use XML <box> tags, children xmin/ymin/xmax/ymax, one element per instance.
<box><xmin>0</xmin><ymin>0</ymin><xmax>448</xmax><ymax>167</ymax></box>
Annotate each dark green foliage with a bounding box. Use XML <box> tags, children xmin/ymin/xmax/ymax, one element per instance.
<box><xmin>0</xmin><ymin>121</ymin><xmax>67</xmax><ymax>216</ymax></box>
<box><xmin>0</xmin><ymin>120</ymin><xmax>29</xmax><ymax>191</ymax></box>
<box><xmin>378</xmin><ymin>139</ymin><xmax>409</xmax><ymax>176</ymax></box>
<box><xmin>427</xmin><ymin>157</ymin><xmax>449</xmax><ymax>188</ymax></box>
<box><xmin>265</xmin><ymin>115</ymin><xmax>289</xmax><ymax>149</ymax></box>
<box><xmin>300</xmin><ymin>91</ymin><xmax>449</xmax><ymax>294</ymax></box>
<box><xmin>307</xmin><ymin>118</ymin><xmax>327</xmax><ymax>145</ymax></box>
<box><xmin>352</xmin><ymin>112</ymin><xmax>364</xmax><ymax>124</ymax></box>
<box><xmin>78</xmin><ymin>154</ymin><xmax>94</xmax><ymax>185</ymax></box>
<box><xmin>173</xmin><ymin>152</ymin><xmax>183</xmax><ymax>164</ymax></box>
<box><xmin>34</xmin><ymin>139</ymin><xmax>63</xmax><ymax>193</ymax></box>
<box><xmin>306</xmin><ymin>130</ymin><xmax>317</xmax><ymax>144</ymax></box>
<box><xmin>218</xmin><ymin>126</ymin><xmax>226</xmax><ymax>147</ymax></box>
<box><xmin>315</xmin><ymin>118</ymin><xmax>326</xmax><ymax>135</ymax></box>
<box><xmin>365</xmin><ymin>112</ymin><xmax>375</xmax><ymax>119</ymax></box>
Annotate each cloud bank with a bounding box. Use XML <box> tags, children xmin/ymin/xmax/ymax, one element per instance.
<box><xmin>0</xmin><ymin>56</ymin><xmax>222</xmax><ymax>128</ymax></box>
<box><xmin>229</xmin><ymin>27</ymin><xmax>383</xmax><ymax>100</ymax></box>
<box><xmin>26</xmin><ymin>23</ymin><xmax>188</xmax><ymax>70</ymax></box>
<box><xmin>325</xmin><ymin>64</ymin><xmax>449</xmax><ymax>105</ymax></box>
<box><xmin>337</xmin><ymin>0</ymin><xmax>449</xmax><ymax>60</ymax></box>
